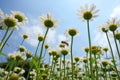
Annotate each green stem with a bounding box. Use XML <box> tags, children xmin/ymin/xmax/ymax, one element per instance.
<box><xmin>94</xmin><ymin>54</ymin><xmax>98</xmax><ymax>80</ymax></box>
<box><xmin>52</xmin><ymin>61</ymin><xmax>56</xmax><ymax>80</ymax></box>
<box><xmin>6</xmin><ymin>60</ymin><xmax>16</xmax><ymax>80</ymax></box>
<box><xmin>104</xmin><ymin>66</ymin><xmax>107</xmax><ymax>80</ymax></box>
<box><xmin>86</xmin><ymin>20</ymin><xmax>93</xmax><ymax>79</ymax></box>
<box><xmin>0</xmin><ymin>28</ymin><xmax>9</xmax><ymax>47</ymax></box>
<box><xmin>38</xmin><ymin>28</ymin><xmax>49</xmax><ymax>66</ymax></box>
<box><xmin>1</xmin><ymin>29</ymin><xmax>14</xmax><ymax>51</ymax></box>
<box><xmin>49</xmin><ymin>55</ymin><xmax>54</xmax><ymax>80</ymax></box>
<box><xmin>108</xmin><ymin>71</ymin><xmax>112</xmax><ymax>80</ymax></box>
<box><xmin>35</xmin><ymin>41</ymin><xmax>40</xmax><ymax>56</ymax></box>
<box><xmin>64</xmin><ymin>55</ymin><xmax>66</xmax><ymax>80</ymax></box>
<box><xmin>113</xmin><ymin>31</ymin><xmax>120</xmax><ymax>59</ymax></box>
<box><xmin>70</xmin><ymin>36</ymin><xmax>74</xmax><ymax>80</ymax></box>
<box><xmin>105</xmin><ymin>32</ymin><xmax>120</xmax><ymax>78</ymax></box>
<box><xmin>20</xmin><ymin>39</ymin><xmax>25</xmax><ymax>46</ymax></box>
<box><xmin>60</xmin><ymin>54</ymin><xmax>62</xmax><ymax>80</ymax></box>
<box><xmin>43</xmin><ymin>49</ymin><xmax>47</xmax><ymax>59</ymax></box>
<box><xmin>119</xmin><ymin>39</ymin><xmax>120</xmax><ymax>46</ymax></box>
<box><xmin>85</xmin><ymin>63</ymin><xmax>88</xmax><ymax>77</ymax></box>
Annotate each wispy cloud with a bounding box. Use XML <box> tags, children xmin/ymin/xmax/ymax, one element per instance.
<box><xmin>19</xmin><ymin>19</ymin><xmax>57</xmax><ymax>47</ymax></box>
<box><xmin>110</xmin><ymin>5</ymin><xmax>120</xmax><ymax>17</ymax></box>
<box><xmin>93</xmin><ymin>31</ymin><xmax>108</xmax><ymax>47</ymax></box>
<box><xmin>20</xmin><ymin>25</ymin><xmax>43</xmax><ymax>47</ymax></box>
<box><xmin>58</xmin><ymin>34</ymin><xmax>67</xmax><ymax>42</ymax></box>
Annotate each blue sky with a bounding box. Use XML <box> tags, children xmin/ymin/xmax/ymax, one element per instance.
<box><xmin>0</xmin><ymin>0</ymin><xmax>120</xmax><ymax>61</ymax></box>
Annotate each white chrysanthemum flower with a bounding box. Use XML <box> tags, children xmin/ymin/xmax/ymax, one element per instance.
<box><xmin>99</xmin><ymin>59</ymin><xmax>111</xmax><ymax>67</ymax></box>
<box><xmin>0</xmin><ymin>14</ymin><xmax>18</xmax><ymax>30</ymax></box>
<box><xmin>18</xmin><ymin>76</ymin><xmax>26</xmax><ymax>80</ymax></box>
<box><xmin>29</xmin><ymin>70</ymin><xmax>37</xmax><ymax>79</ymax></box>
<box><xmin>22</xmin><ymin>33</ymin><xmax>29</xmax><ymax>39</ymax></box>
<box><xmin>66</xmin><ymin>28</ymin><xmax>79</xmax><ymax>37</ymax></box>
<box><xmin>19</xmin><ymin>45</ymin><xmax>26</xmax><ymax>52</ymax></box>
<box><xmin>8</xmin><ymin>51</ymin><xmax>26</xmax><ymax>60</ymax></box>
<box><xmin>39</xmin><ymin>13</ymin><xmax>59</xmax><ymax>29</ymax></box>
<box><xmin>77</xmin><ymin>4</ymin><xmax>99</xmax><ymax>21</ymax></box>
<box><xmin>8</xmin><ymin>53</ymin><xmax>16</xmax><ymax>60</ymax></box>
<box><xmin>106</xmin><ymin>17</ymin><xmax>120</xmax><ymax>32</ymax></box>
<box><xmin>14</xmin><ymin>67</ymin><xmax>25</xmax><ymax>75</ymax></box>
<box><xmin>11</xmin><ymin>11</ymin><xmax>28</xmax><ymax>25</ymax></box>
<box><xmin>98</xmin><ymin>23</ymin><xmax>109</xmax><ymax>33</ymax></box>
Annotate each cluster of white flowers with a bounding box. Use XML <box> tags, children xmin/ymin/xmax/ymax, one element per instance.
<box><xmin>8</xmin><ymin>51</ymin><xmax>27</xmax><ymax>60</ymax></box>
<box><xmin>29</xmin><ymin>69</ymin><xmax>37</xmax><ymax>80</ymax></box>
<box><xmin>0</xmin><ymin>9</ymin><xmax>28</xmax><ymax>30</ymax></box>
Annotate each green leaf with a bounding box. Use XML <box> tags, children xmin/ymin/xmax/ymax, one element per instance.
<box><xmin>0</xmin><ymin>50</ymin><xmax>6</xmax><ymax>56</ymax></box>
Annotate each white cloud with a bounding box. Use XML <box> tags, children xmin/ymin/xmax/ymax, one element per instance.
<box><xmin>93</xmin><ymin>32</ymin><xmax>108</xmax><ymax>47</ymax></box>
<box><xmin>58</xmin><ymin>34</ymin><xmax>67</xmax><ymax>42</ymax></box>
<box><xmin>110</xmin><ymin>6</ymin><xmax>120</xmax><ymax>17</ymax></box>
<box><xmin>20</xmin><ymin>25</ymin><xmax>43</xmax><ymax>47</ymax></box>
<box><xmin>46</xmin><ymin>29</ymin><xmax>56</xmax><ymax>44</ymax></box>
<box><xmin>20</xmin><ymin>24</ymin><xmax>57</xmax><ymax>47</ymax></box>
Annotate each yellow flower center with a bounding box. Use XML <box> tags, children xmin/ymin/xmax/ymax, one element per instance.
<box><xmin>61</xmin><ymin>49</ymin><xmax>68</xmax><ymax>55</ymax></box>
<box><xmin>38</xmin><ymin>36</ymin><xmax>44</xmax><ymax>41</ymax></box>
<box><xmin>15</xmin><ymin>14</ymin><xmax>24</xmax><ymax>22</ymax></box>
<box><xmin>4</xmin><ymin>18</ymin><xmax>17</xmax><ymax>27</ymax></box>
<box><xmin>68</xmin><ymin>29</ymin><xmax>77</xmax><ymax>36</ymax></box>
<box><xmin>44</xmin><ymin>19</ymin><xmax>54</xmax><ymax>28</ymax></box>
<box><xmin>9</xmin><ymin>73</ymin><xmax>19</xmax><ymax>80</ymax></box>
<box><xmin>83</xmin><ymin>11</ymin><xmax>92</xmax><ymax>20</ymax></box>
<box><xmin>109</xmin><ymin>24</ymin><xmax>118</xmax><ymax>32</ymax></box>
<box><xmin>114</xmin><ymin>33</ymin><xmax>120</xmax><ymax>40</ymax></box>
<box><xmin>101</xmin><ymin>27</ymin><xmax>108</xmax><ymax>33</ymax></box>
<box><xmin>23</xmin><ymin>34</ymin><xmax>29</xmax><ymax>39</ymax></box>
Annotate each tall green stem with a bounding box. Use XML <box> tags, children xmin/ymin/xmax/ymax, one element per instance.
<box><xmin>35</xmin><ymin>41</ymin><xmax>40</xmax><ymax>56</ymax></box>
<box><xmin>104</xmin><ymin>66</ymin><xmax>107</xmax><ymax>80</ymax></box>
<box><xmin>38</xmin><ymin>28</ymin><xmax>49</xmax><ymax>65</ymax></box>
<box><xmin>20</xmin><ymin>39</ymin><xmax>25</xmax><ymax>46</ymax></box>
<box><xmin>70</xmin><ymin>36</ymin><xmax>74</xmax><ymax>80</ymax></box>
<box><xmin>86</xmin><ymin>20</ymin><xmax>93</xmax><ymax>79</ymax></box>
<box><xmin>94</xmin><ymin>54</ymin><xmax>98</xmax><ymax>80</ymax></box>
<box><xmin>1</xmin><ymin>29</ymin><xmax>14</xmax><ymax>51</ymax></box>
<box><xmin>0</xmin><ymin>28</ymin><xmax>9</xmax><ymax>47</ymax></box>
<box><xmin>113</xmin><ymin>31</ymin><xmax>120</xmax><ymax>59</ymax></box>
<box><xmin>64</xmin><ymin>55</ymin><xmax>66</xmax><ymax>80</ymax></box>
<box><xmin>60</xmin><ymin>54</ymin><xmax>62</xmax><ymax>80</ymax></box>
<box><xmin>49</xmin><ymin>55</ymin><xmax>54</xmax><ymax>80</ymax></box>
<box><xmin>105</xmin><ymin>32</ymin><xmax>120</xmax><ymax>78</ymax></box>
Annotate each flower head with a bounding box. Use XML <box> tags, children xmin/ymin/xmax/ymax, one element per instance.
<box><xmin>74</xmin><ymin>57</ymin><xmax>80</xmax><ymax>62</ymax></box>
<box><xmin>25</xmin><ymin>51</ymin><xmax>32</xmax><ymax>59</ymax></box>
<box><xmin>19</xmin><ymin>45</ymin><xmax>26</xmax><ymax>52</ymax></box>
<box><xmin>61</xmin><ymin>48</ymin><xmax>69</xmax><ymax>56</ymax></box>
<box><xmin>44</xmin><ymin>44</ymin><xmax>49</xmax><ymax>49</ymax></box>
<box><xmin>114</xmin><ymin>31</ymin><xmax>120</xmax><ymax>40</ymax></box>
<box><xmin>66</xmin><ymin>28</ymin><xmax>79</xmax><ymax>37</ymax></box>
<box><xmin>9</xmin><ymin>73</ymin><xmax>19</xmax><ymax>80</ymax></box>
<box><xmin>99</xmin><ymin>24</ymin><xmax>109</xmax><ymax>33</ymax></box>
<box><xmin>102</xmin><ymin>47</ymin><xmax>108</xmax><ymax>52</ymax></box>
<box><xmin>0</xmin><ymin>14</ymin><xmax>18</xmax><ymax>30</ymax></box>
<box><xmin>39</xmin><ymin>13</ymin><xmax>58</xmax><ymax>29</ymax></box>
<box><xmin>83</xmin><ymin>47</ymin><xmax>89</xmax><ymax>53</ymax></box>
<box><xmin>78</xmin><ymin>4</ymin><xmax>99</xmax><ymax>20</ymax></box>
<box><xmin>100</xmin><ymin>59</ymin><xmax>110</xmax><ymax>67</ymax></box>
<box><xmin>107</xmin><ymin>17</ymin><xmax>120</xmax><ymax>32</ymax></box>
<box><xmin>38</xmin><ymin>35</ymin><xmax>44</xmax><ymax>41</ymax></box>
<box><xmin>22</xmin><ymin>33</ymin><xmax>29</xmax><ymax>39</ymax></box>
<box><xmin>11</xmin><ymin>11</ymin><xmax>28</xmax><ymax>25</ymax></box>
